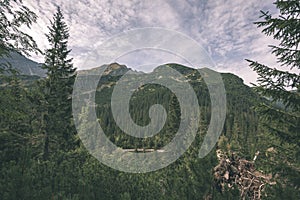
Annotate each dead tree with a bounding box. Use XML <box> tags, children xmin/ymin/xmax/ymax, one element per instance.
<box><xmin>213</xmin><ymin>149</ymin><xmax>276</xmax><ymax>200</ymax></box>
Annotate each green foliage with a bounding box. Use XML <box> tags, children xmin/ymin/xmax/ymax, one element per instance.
<box><xmin>2</xmin><ymin>1</ymin><xmax>299</xmax><ymax>199</ymax></box>
<box><xmin>1</xmin><ymin>62</ymin><xmax>262</xmax><ymax>199</ymax></box>
<box><xmin>41</xmin><ymin>6</ymin><xmax>77</xmax><ymax>159</ymax></box>
<box><xmin>0</xmin><ymin>0</ymin><xmax>40</xmax><ymax>74</ymax></box>
<box><xmin>247</xmin><ymin>0</ymin><xmax>300</xmax><ymax>197</ymax></box>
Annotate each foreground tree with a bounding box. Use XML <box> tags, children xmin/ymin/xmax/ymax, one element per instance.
<box><xmin>0</xmin><ymin>0</ymin><xmax>40</xmax><ymax>73</ymax></box>
<box><xmin>246</xmin><ymin>0</ymin><xmax>299</xmax><ymax>198</ymax></box>
<box><xmin>0</xmin><ymin>0</ymin><xmax>40</xmax><ymax>157</ymax></box>
<box><xmin>42</xmin><ymin>6</ymin><xmax>76</xmax><ymax>159</ymax></box>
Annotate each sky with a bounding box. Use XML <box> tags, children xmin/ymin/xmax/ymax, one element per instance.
<box><xmin>23</xmin><ymin>0</ymin><xmax>280</xmax><ymax>85</ymax></box>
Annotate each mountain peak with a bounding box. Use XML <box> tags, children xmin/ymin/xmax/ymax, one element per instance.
<box><xmin>107</xmin><ymin>63</ymin><xmax>127</xmax><ymax>70</ymax></box>
<box><xmin>103</xmin><ymin>63</ymin><xmax>129</xmax><ymax>76</ymax></box>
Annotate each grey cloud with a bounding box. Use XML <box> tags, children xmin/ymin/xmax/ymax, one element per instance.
<box><xmin>24</xmin><ymin>0</ymin><xmax>281</xmax><ymax>85</ymax></box>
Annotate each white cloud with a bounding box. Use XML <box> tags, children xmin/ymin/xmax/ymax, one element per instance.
<box><xmin>23</xmin><ymin>0</ymin><xmax>284</xmax><ymax>85</ymax></box>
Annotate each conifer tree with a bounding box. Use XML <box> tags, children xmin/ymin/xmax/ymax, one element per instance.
<box><xmin>0</xmin><ymin>0</ymin><xmax>40</xmax><ymax>74</ymax></box>
<box><xmin>0</xmin><ymin>0</ymin><xmax>39</xmax><ymax>54</ymax></box>
<box><xmin>42</xmin><ymin>6</ymin><xmax>76</xmax><ymax>159</ymax></box>
<box><xmin>0</xmin><ymin>0</ymin><xmax>40</xmax><ymax>162</ymax></box>
<box><xmin>165</xmin><ymin>94</ymin><xmax>180</xmax><ymax>144</ymax></box>
<box><xmin>246</xmin><ymin>0</ymin><xmax>299</xmax><ymax>196</ymax></box>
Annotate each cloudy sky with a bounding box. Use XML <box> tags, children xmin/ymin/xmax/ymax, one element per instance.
<box><xmin>23</xmin><ymin>0</ymin><xmax>280</xmax><ymax>85</ymax></box>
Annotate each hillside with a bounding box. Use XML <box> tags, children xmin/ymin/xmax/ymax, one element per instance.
<box><xmin>0</xmin><ymin>51</ymin><xmax>46</xmax><ymax>77</ymax></box>
<box><xmin>1</xmin><ymin>62</ymin><xmax>288</xmax><ymax>199</ymax></box>
<box><xmin>89</xmin><ymin>63</ymin><xmax>260</xmax><ymax>156</ymax></box>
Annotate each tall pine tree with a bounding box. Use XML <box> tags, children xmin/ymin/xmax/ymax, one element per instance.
<box><xmin>246</xmin><ymin>0</ymin><xmax>299</xmax><ymax>197</ymax></box>
<box><xmin>42</xmin><ymin>6</ymin><xmax>76</xmax><ymax>159</ymax></box>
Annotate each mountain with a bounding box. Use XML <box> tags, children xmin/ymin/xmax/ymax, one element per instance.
<box><xmin>0</xmin><ymin>51</ymin><xmax>46</xmax><ymax>77</ymax></box>
<box><xmin>1</xmin><ymin>55</ymin><xmax>259</xmax><ymax>149</ymax></box>
<box><xmin>74</xmin><ymin>62</ymin><xmax>260</xmax><ymax>158</ymax></box>
<box><xmin>2</xmin><ymin>60</ymin><xmax>292</xmax><ymax>199</ymax></box>
<box><xmin>79</xmin><ymin>62</ymin><xmax>140</xmax><ymax>76</ymax></box>
<box><xmin>71</xmin><ymin>62</ymin><xmax>265</xmax><ymax>198</ymax></box>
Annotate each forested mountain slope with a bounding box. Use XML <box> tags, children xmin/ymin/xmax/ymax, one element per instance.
<box><xmin>0</xmin><ymin>62</ymin><xmax>297</xmax><ymax>199</ymax></box>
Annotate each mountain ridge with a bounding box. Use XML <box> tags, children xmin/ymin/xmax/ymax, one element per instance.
<box><xmin>0</xmin><ymin>52</ymin><xmax>246</xmax><ymax>87</ymax></box>
<box><xmin>0</xmin><ymin>51</ymin><xmax>46</xmax><ymax>77</ymax></box>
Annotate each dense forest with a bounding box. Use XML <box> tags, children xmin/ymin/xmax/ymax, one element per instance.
<box><xmin>0</xmin><ymin>0</ymin><xmax>299</xmax><ymax>199</ymax></box>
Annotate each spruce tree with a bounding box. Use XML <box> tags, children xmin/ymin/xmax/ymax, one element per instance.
<box><xmin>246</xmin><ymin>0</ymin><xmax>299</xmax><ymax>196</ymax></box>
<box><xmin>42</xmin><ymin>6</ymin><xmax>76</xmax><ymax>159</ymax></box>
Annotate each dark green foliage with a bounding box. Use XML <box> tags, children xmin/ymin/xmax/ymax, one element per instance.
<box><xmin>1</xmin><ymin>1</ymin><xmax>299</xmax><ymax>199</ymax></box>
<box><xmin>41</xmin><ymin>6</ymin><xmax>77</xmax><ymax>159</ymax></box>
<box><xmin>94</xmin><ymin>65</ymin><xmax>260</xmax><ymax>160</ymax></box>
<box><xmin>1</xmin><ymin>62</ymin><xmax>262</xmax><ymax>199</ymax></box>
<box><xmin>247</xmin><ymin>0</ymin><xmax>300</xmax><ymax>197</ymax></box>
